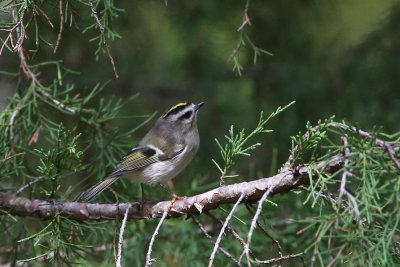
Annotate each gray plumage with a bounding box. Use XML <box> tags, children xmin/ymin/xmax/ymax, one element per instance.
<box><xmin>78</xmin><ymin>102</ymin><xmax>204</xmax><ymax>202</ymax></box>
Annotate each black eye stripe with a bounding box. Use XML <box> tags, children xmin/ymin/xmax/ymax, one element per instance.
<box><xmin>180</xmin><ymin>111</ymin><xmax>192</xmax><ymax>120</ymax></box>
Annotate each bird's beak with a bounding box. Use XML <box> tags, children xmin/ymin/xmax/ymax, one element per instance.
<box><xmin>195</xmin><ymin>102</ymin><xmax>205</xmax><ymax>111</ymax></box>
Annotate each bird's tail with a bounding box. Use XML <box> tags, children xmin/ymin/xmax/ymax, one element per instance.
<box><xmin>78</xmin><ymin>176</ymin><xmax>120</xmax><ymax>202</ymax></box>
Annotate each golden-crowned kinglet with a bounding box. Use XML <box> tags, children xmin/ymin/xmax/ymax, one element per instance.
<box><xmin>78</xmin><ymin>102</ymin><xmax>204</xmax><ymax>202</ymax></box>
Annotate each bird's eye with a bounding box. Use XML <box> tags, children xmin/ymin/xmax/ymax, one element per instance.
<box><xmin>180</xmin><ymin>111</ymin><xmax>192</xmax><ymax>120</ymax></box>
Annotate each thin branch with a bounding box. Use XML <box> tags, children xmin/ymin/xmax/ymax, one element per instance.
<box><xmin>116</xmin><ymin>204</ymin><xmax>130</xmax><ymax>267</ymax></box>
<box><xmin>68</xmin><ymin>5</ymin><xmax>79</xmax><ymax>29</ymax></box>
<box><xmin>0</xmin><ymin>6</ymin><xmax>25</xmax><ymax>55</ymax></box>
<box><xmin>311</xmin><ymin>222</ymin><xmax>332</xmax><ymax>267</ymax></box>
<box><xmin>242</xmin><ymin>177</ymin><xmax>282</xmax><ymax>267</ymax></box>
<box><xmin>245</xmin><ymin>204</ymin><xmax>283</xmax><ymax>266</ymax></box>
<box><xmin>343</xmin><ymin>191</ymin><xmax>360</xmax><ymax>221</ymax></box>
<box><xmin>311</xmin><ymin>243</ymin><xmax>318</xmax><ymax>267</ymax></box>
<box><xmin>227</xmin><ymin>42</ymin><xmax>242</xmax><ymax>64</ymax></box>
<box><xmin>145</xmin><ymin>211</ymin><xmax>168</xmax><ymax>267</ymax></box>
<box><xmin>14</xmin><ymin>176</ymin><xmax>45</xmax><ymax>196</ymax></box>
<box><xmin>297</xmin><ymin>185</ymin><xmax>348</xmax><ymax>210</ymax></box>
<box><xmin>286</xmin><ymin>122</ymin><xmax>400</xmax><ymax>171</ymax></box>
<box><xmin>285</xmin><ymin>124</ymin><xmax>319</xmax><ymax>169</ymax></box>
<box><xmin>242</xmin><ymin>191</ymin><xmax>267</xmax><ymax>266</ymax></box>
<box><xmin>109</xmin><ymin>187</ymin><xmax>120</xmax><ymax>264</ymax></box>
<box><xmin>208</xmin><ymin>193</ymin><xmax>244</xmax><ymax>267</ymax></box>
<box><xmin>35</xmin><ymin>5</ymin><xmax>54</xmax><ymax>28</ymax></box>
<box><xmin>0</xmin><ymin>33</ymin><xmax>12</xmax><ymax>55</ymax></box>
<box><xmin>1</xmin><ymin>150</ymin><xmax>26</xmax><ymax>168</ymax></box>
<box><xmin>88</xmin><ymin>0</ymin><xmax>119</xmax><ymax>79</ymax></box>
<box><xmin>10</xmin><ymin>6</ymin><xmax>27</xmax><ymax>51</ymax></box>
<box><xmin>36</xmin><ymin>89</ymin><xmax>76</xmax><ymax>114</ymax></box>
<box><xmin>326</xmin><ymin>245</ymin><xmax>345</xmax><ymax>267</ymax></box>
<box><xmin>384</xmin><ymin>142</ymin><xmax>400</xmax><ymax>169</ymax></box>
<box><xmin>330</xmin><ymin>123</ymin><xmax>400</xmax><ymax>169</ymax></box>
<box><xmin>256</xmin><ymin>253</ymin><xmax>303</xmax><ymax>265</ymax></box>
<box><xmin>205</xmin><ymin>211</ymin><xmax>258</xmax><ymax>262</ymax></box>
<box><xmin>18</xmin><ymin>45</ymin><xmax>43</xmax><ymax>86</ymax></box>
<box><xmin>228</xmin><ymin>1</ymin><xmax>251</xmax><ymax>63</ymax></box>
<box><xmin>339</xmin><ymin>136</ymin><xmax>360</xmax><ymax>221</ymax></box>
<box><xmin>54</xmin><ymin>0</ymin><xmax>64</xmax><ymax>53</ymax></box>
<box><xmin>9</xmin><ymin>91</ymin><xmax>29</xmax><ymax>143</ymax></box>
<box><xmin>192</xmin><ymin>216</ymin><xmax>242</xmax><ymax>266</ymax></box>
<box><xmin>7</xmin><ymin>5</ymin><xmax>65</xmax><ymax>99</ymax></box>
<box><xmin>237</xmin><ymin>3</ymin><xmax>252</xmax><ymax>32</ymax></box>
<box><xmin>9</xmin><ymin>6</ymin><xmax>45</xmax><ymax>88</ymax></box>
<box><xmin>339</xmin><ymin>136</ymin><xmax>350</xmax><ymax>199</ymax></box>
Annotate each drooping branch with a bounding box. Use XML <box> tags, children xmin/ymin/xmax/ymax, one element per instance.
<box><xmin>0</xmin><ymin>155</ymin><xmax>343</xmax><ymax>221</ymax></box>
<box><xmin>116</xmin><ymin>204</ymin><xmax>131</xmax><ymax>267</ymax></box>
<box><xmin>209</xmin><ymin>193</ymin><xmax>244</xmax><ymax>267</ymax></box>
<box><xmin>145</xmin><ymin>211</ymin><xmax>168</xmax><ymax>266</ymax></box>
<box><xmin>88</xmin><ymin>0</ymin><xmax>119</xmax><ymax>79</ymax></box>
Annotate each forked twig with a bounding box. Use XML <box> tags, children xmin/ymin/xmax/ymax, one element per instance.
<box><xmin>205</xmin><ymin>211</ymin><xmax>258</xmax><ymax>262</ymax></box>
<box><xmin>237</xmin><ymin>3</ymin><xmax>252</xmax><ymax>32</ymax></box>
<box><xmin>192</xmin><ymin>216</ymin><xmax>242</xmax><ymax>266</ymax></box>
<box><xmin>245</xmin><ymin>204</ymin><xmax>283</xmax><ymax>266</ymax></box>
<box><xmin>145</xmin><ymin>211</ymin><xmax>168</xmax><ymax>266</ymax></box>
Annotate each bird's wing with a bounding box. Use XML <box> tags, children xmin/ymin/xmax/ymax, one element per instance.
<box><xmin>106</xmin><ymin>144</ymin><xmax>185</xmax><ymax>178</ymax></box>
<box><xmin>78</xmin><ymin>144</ymin><xmax>186</xmax><ymax>202</ymax></box>
<box><xmin>105</xmin><ymin>146</ymin><xmax>159</xmax><ymax>178</ymax></box>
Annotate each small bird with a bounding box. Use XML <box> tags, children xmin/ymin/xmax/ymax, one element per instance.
<box><xmin>78</xmin><ymin>102</ymin><xmax>204</xmax><ymax>202</ymax></box>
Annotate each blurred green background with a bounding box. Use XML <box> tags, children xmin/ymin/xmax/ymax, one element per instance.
<box><xmin>1</xmin><ymin>0</ymin><xmax>399</xmax><ymax>193</ymax></box>
<box><xmin>2</xmin><ymin>1</ymin><xmax>400</xmax><ymax>265</ymax></box>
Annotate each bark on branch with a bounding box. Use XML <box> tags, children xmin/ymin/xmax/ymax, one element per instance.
<box><xmin>0</xmin><ymin>155</ymin><xmax>343</xmax><ymax>221</ymax></box>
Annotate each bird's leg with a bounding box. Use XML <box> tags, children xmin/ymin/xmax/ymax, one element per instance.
<box><xmin>141</xmin><ymin>183</ymin><xmax>147</xmax><ymax>201</ymax></box>
<box><xmin>158</xmin><ymin>183</ymin><xmax>184</xmax><ymax>209</ymax></box>
<box><xmin>158</xmin><ymin>182</ymin><xmax>175</xmax><ymax>196</ymax></box>
<box><xmin>139</xmin><ymin>183</ymin><xmax>146</xmax><ymax>210</ymax></box>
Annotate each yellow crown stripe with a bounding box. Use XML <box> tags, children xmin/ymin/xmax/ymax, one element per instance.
<box><xmin>163</xmin><ymin>102</ymin><xmax>188</xmax><ymax>118</ymax></box>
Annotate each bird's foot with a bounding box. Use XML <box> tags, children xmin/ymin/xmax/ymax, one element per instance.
<box><xmin>169</xmin><ymin>194</ymin><xmax>184</xmax><ymax>210</ymax></box>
